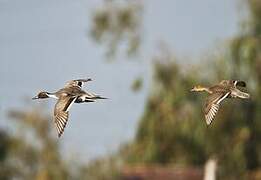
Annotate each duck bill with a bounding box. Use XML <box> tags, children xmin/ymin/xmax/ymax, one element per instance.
<box><xmin>32</xmin><ymin>96</ymin><xmax>39</xmax><ymax>100</ymax></box>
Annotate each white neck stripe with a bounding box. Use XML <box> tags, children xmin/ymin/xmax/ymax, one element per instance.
<box><xmin>48</xmin><ymin>94</ymin><xmax>58</xmax><ymax>99</ymax></box>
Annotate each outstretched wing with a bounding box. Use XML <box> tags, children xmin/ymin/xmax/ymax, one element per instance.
<box><xmin>204</xmin><ymin>92</ymin><xmax>230</xmax><ymax>125</ymax></box>
<box><xmin>65</xmin><ymin>78</ymin><xmax>92</xmax><ymax>88</ymax></box>
<box><xmin>54</xmin><ymin>96</ymin><xmax>76</xmax><ymax>137</ymax></box>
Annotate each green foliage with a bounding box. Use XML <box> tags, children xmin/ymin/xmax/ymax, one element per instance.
<box><xmin>0</xmin><ymin>109</ymin><xmax>123</xmax><ymax>179</ymax></box>
<box><xmin>131</xmin><ymin>77</ymin><xmax>143</xmax><ymax>92</ymax></box>
<box><xmin>248</xmin><ymin>0</ymin><xmax>261</xmax><ymax>35</ymax></box>
<box><xmin>78</xmin><ymin>156</ymin><xmax>122</xmax><ymax>180</ymax></box>
<box><xmin>120</xmin><ymin>0</ymin><xmax>261</xmax><ymax>178</ymax></box>
<box><xmin>0</xmin><ymin>131</ymin><xmax>8</xmax><ymax>161</ymax></box>
<box><xmin>0</xmin><ymin>0</ymin><xmax>260</xmax><ymax>179</ymax></box>
<box><xmin>90</xmin><ymin>0</ymin><xmax>142</xmax><ymax>58</ymax></box>
<box><xmin>123</xmin><ymin>50</ymin><xmax>260</xmax><ymax>179</ymax></box>
<box><xmin>1</xmin><ymin>109</ymin><xmax>72</xmax><ymax>180</ymax></box>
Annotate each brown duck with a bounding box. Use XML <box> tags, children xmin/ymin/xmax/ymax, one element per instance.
<box><xmin>32</xmin><ymin>78</ymin><xmax>107</xmax><ymax>137</ymax></box>
<box><xmin>191</xmin><ymin>80</ymin><xmax>250</xmax><ymax>125</ymax></box>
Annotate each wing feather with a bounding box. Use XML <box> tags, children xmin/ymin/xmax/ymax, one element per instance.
<box><xmin>65</xmin><ymin>79</ymin><xmax>91</xmax><ymax>88</ymax></box>
<box><xmin>204</xmin><ymin>92</ymin><xmax>229</xmax><ymax>125</ymax></box>
<box><xmin>54</xmin><ymin>96</ymin><xmax>76</xmax><ymax>137</ymax></box>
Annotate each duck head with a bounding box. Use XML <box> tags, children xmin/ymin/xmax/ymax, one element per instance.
<box><xmin>32</xmin><ymin>91</ymin><xmax>50</xmax><ymax>100</ymax></box>
<box><xmin>190</xmin><ymin>85</ymin><xmax>207</xmax><ymax>92</ymax></box>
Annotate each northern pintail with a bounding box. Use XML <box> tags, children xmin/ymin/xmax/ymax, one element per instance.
<box><xmin>32</xmin><ymin>78</ymin><xmax>107</xmax><ymax>137</ymax></box>
<box><xmin>191</xmin><ymin>80</ymin><xmax>250</xmax><ymax>125</ymax></box>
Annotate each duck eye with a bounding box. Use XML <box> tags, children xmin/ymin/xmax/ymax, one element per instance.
<box><xmin>78</xmin><ymin>82</ymin><xmax>82</xmax><ymax>87</ymax></box>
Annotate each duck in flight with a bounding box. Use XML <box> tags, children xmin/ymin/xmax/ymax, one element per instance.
<box><xmin>32</xmin><ymin>78</ymin><xmax>107</xmax><ymax>137</ymax></box>
<box><xmin>191</xmin><ymin>80</ymin><xmax>250</xmax><ymax>125</ymax></box>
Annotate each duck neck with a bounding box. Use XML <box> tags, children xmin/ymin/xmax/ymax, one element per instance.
<box><xmin>203</xmin><ymin>87</ymin><xmax>212</xmax><ymax>93</ymax></box>
<box><xmin>197</xmin><ymin>86</ymin><xmax>212</xmax><ymax>93</ymax></box>
<box><xmin>47</xmin><ymin>92</ymin><xmax>58</xmax><ymax>99</ymax></box>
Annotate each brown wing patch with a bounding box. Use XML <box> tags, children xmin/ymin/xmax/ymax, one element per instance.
<box><xmin>55</xmin><ymin>111</ymin><xmax>69</xmax><ymax>137</ymax></box>
<box><xmin>205</xmin><ymin>103</ymin><xmax>220</xmax><ymax>125</ymax></box>
<box><xmin>54</xmin><ymin>96</ymin><xmax>76</xmax><ymax>137</ymax></box>
<box><xmin>204</xmin><ymin>92</ymin><xmax>229</xmax><ymax>125</ymax></box>
<box><xmin>65</xmin><ymin>80</ymin><xmax>81</xmax><ymax>88</ymax></box>
<box><xmin>64</xmin><ymin>79</ymin><xmax>91</xmax><ymax>88</ymax></box>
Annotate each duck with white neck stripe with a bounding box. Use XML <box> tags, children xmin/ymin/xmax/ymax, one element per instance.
<box><xmin>32</xmin><ymin>78</ymin><xmax>107</xmax><ymax>137</ymax></box>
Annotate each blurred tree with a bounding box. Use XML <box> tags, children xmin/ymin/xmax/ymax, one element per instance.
<box><xmin>0</xmin><ymin>109</ymin><xmax>73</xmax><ymax>180</ymax></box>
<box><xmin>0</xmin><ymin>107</ymin><xmax>123</xmax><ymax>180</ymax></box>
<box><xmin>1</xmin><ymin>0</ymin><xmax>260</xmax><ymax>179</ymax></box>
<box><xmin>90</xmin><ymin>0</ymin><xmax>142</xmax><ymax>58</ymax></box>
<box><xmin>0</xmin><ymin>130</ymin><xmax>12</xmax><ymax>179</ymax></box>
<box><xmin>131</xmin><ymin>77</ymin><xmax>143</xmax><ymax>92</ymax></box>
<box><xmin>118</xmin><ymin>0</ymin><xmax>261</xmax><ymax>179</ymax></box>
<box><xmin>78</xmin><ymin>156</ymin><xmax>122</xmax><ymax>180</ymax></box>
<box><xmin>86</xmin><ymin>0</ymin><xmax>261</xmax><ymax>178</ymax></box>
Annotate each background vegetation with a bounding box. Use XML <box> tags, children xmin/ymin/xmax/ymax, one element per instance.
<box><xmin>0</xmin><ymin>0</ymin><xmax>260</xmax><ymax>179</ymax></box>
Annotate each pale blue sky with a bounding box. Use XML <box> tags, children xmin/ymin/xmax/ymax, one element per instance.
<box><xmin>0</xmin><ymin>0</ymin><xmax>244</xmax><ymax>162</ymax></box>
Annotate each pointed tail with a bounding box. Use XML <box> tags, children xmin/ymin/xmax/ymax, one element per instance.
<box><xmin>232</xmin><ymin>89</ymin><xmax>250</xmax><ymax>99</ymax></box>
<box><xmin>95</xmin><ymin>96</ymin><xmax>108</xmax><ymax>99</ymax></box>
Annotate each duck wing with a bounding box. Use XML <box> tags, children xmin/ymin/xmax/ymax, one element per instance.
<box><xmin>219</xmin><ymin>80</ymin><xmax>246</xmax><ymax>87</ymax></box>
<box><xmin>204</xmin><ymin>92</ymin><xmax>230</xmax><ymax>125</ymax></box>
<box><xmin>65</xmin><ymin>78</ymin><xmax>92</xmax><ymax>88</ymax></box>
<box><xmin>219</xmin><ymin>80</ymin><xmax>230</xmax><ymax>86</ymax></box>
<box><xmin>54</xmin><ymin>96</ymin><xmax>77</xmax><ymax>137</ymax></box>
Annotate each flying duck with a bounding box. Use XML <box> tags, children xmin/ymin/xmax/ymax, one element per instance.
<box><xmin>191</xmin><ymin>80</ymin><xmax>250</xmax><ymax>125</ymax></box>
<box><xmin>32</xmin><ymin>78</ymin><xmax>107</xmax><ymax>137</ymax></box>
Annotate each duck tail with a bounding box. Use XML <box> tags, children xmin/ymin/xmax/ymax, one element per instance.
<box><xmin>232</xmin><ymin>89</ymin><xmax>250</xmax><ymax>99</ymax></box>
<box><xmin>96</xmin><ymin>96</ymin><xmax>108</xmax><ymax>99</ymax></box>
